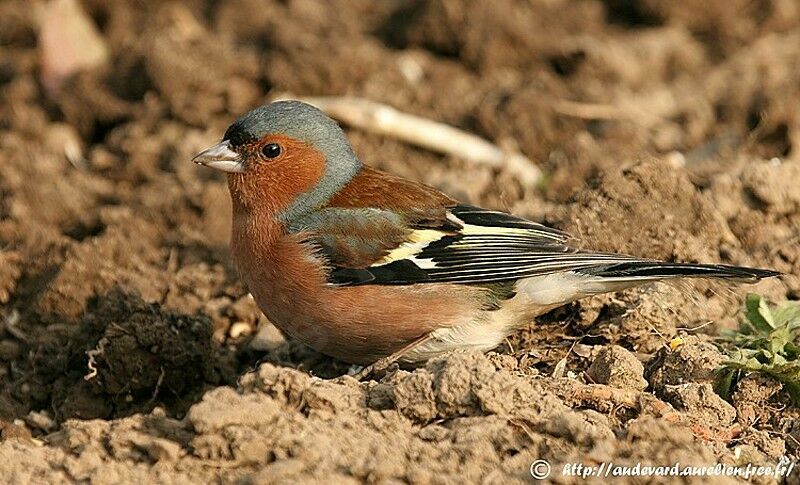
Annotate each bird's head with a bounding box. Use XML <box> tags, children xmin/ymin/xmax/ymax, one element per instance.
<box><xmin>193</xmin><ymin>100</ymin><xmax>362</xmax><ymax>221</ymax></box>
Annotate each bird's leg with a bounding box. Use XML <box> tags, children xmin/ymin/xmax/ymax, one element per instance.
<box><xmin>352</xmin><ymin>333</ymin><xmax>434</xmax><ymax>381</ymax></box>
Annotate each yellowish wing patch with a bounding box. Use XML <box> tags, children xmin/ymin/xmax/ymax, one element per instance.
<box><xmin>373</xmin><ymin>229</ymin><xmax>447</xmax><ymax>266</ymax></box>
<box><xmin>374</xmin><ymin>224</ymin><xmax>542</xmax><ymax>265</ymax></box>
<box><xmin>460</xmin><ymin>223</ymin><xmax>531</xmax><ymax>236</ymax></box>
<box><xmin>448</xmin><ymin>224</ymin><xmax>536</xmax><ymax>249</ymax></box>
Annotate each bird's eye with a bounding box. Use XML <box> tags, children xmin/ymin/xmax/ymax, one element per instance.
<box><xmin>261</xmin><ymin>143</ymin><xmax>281</xmax><ymax>159</ymax></box>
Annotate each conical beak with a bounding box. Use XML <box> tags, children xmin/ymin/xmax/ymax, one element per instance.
<box><xmin>192</xmin><ymin>140</ymin><xmax>244</xmax><ymax>173</ymax></box>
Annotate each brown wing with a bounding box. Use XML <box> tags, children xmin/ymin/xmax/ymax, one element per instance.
<box><xmin>287</xmin><ymin>167</ymin><xmax>460</xmax><ymax>268</ymax></box>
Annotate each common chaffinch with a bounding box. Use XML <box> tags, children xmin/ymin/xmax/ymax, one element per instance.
<box><xmin>193</xmin><ymin>101</ymin><xmax>778</xmax><ymax>367</ymax></box>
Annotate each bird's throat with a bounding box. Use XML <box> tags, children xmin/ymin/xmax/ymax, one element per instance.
<box><xmin>230</xmin><ymin>198</ymin><xmax>285</xmax><ymax>259</ymax></box>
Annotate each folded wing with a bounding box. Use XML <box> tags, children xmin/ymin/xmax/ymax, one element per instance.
<box><xmin>289</xmin><ymin>198</ymin><xmax>649</xmax><ymax>286</ymax></box>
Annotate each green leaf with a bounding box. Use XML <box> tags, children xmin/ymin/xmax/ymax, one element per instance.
<box><xmin>719</xmin><ymin>295</ymin><xmax>800</xmax><ymax>407</ymax></box>
<box><xmin>745</xmin><ymin>293</ymin><xmax>775</xmax><ymax>331</ymax></box>
<box><xmin>774</xmin><ymin>303</ymin><xmax>800</xmax><ymax>328</ymax></box>
<box><xmin>769</xmin><ymin>327</ymin><xmax>792</xmax><ymax>356</ymax></box>
<box><xmin>772</xmin><ymin>353</ymin><xmax>788</xmax><ymax>366</ymax></box>
<box><xmin>786</xmin><ymin>341</ymin><xmax>800</xmax><ymax>359</ymax></box>
<box><xmin>716</xmin><ymin>369</ymin><xmax>736</xmax><ymax>400</ymax></box>
<box><xmin>745</xmin><ymin>356</ymin><xmax>766</xmax><ymax>369</ymax></box>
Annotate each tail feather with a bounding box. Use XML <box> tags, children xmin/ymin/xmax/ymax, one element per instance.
<box><xmin>577</xmin><ymin>261</ymin><xmax>780</xmax><ymax>283</ymax></box>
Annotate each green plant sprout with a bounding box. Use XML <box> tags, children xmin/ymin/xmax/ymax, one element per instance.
<box><xmin>718</xmin><ymin>294</ymin><xmax>800</xmax><ymax>403</ymax></box>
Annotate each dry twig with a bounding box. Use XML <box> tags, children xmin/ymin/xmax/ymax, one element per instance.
<box><xmin>3</xmin><ymin>309</ymin><xmax>27</xmax><ymax>342</ymax></box>
<box><xmin>84</xmin><ymin>337</ymin><xmax>109</xmax><ymax>381</ymax></box>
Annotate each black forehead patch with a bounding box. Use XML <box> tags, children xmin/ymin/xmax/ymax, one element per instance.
<box><xmin>223</xmin><ymin>121</ymin><xmax>257</xmax><ymax>147</ymax></box>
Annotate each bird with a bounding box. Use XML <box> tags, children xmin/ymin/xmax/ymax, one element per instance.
<box><xmin>193</xmin><ymin>100</ymin><xmax>779</xmax><ymax>370</ymax></box>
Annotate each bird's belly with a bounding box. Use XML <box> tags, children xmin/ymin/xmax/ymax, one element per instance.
<box><xmin>401</xmin><ymin>272</ymin><xmax>605</xmax><ymax>362</ymax></box>
<box><xmin>400</xmin><ymin>316</ymin><xmax>511</xmax><ymax>363</ymax></box>
<box><xmin>251</xmin><ymin>281</ymin><xmax>487</xmax><ymax>365</ymax></box>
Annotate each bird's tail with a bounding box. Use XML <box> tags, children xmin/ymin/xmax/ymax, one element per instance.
<box><xmin>577</xmin><ymin>261</ymin><xmax>780</xmax><ymax>284</ymax></box>
<box><xmin>506</xmin><ymin>259</ymin><xmax>778</xmax><ymax>310</ymax></box>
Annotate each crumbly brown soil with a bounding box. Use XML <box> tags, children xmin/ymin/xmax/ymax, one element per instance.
<box><xmin>1</xmin><ymin>0</ymin><xmax>799</xmax><ymax>482</ymax></box>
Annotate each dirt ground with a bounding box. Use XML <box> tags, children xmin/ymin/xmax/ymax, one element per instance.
<box><xmin>1</xmin><ymin>0</ymin><xmax>800</xmax><ymax>482</ymax></box>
